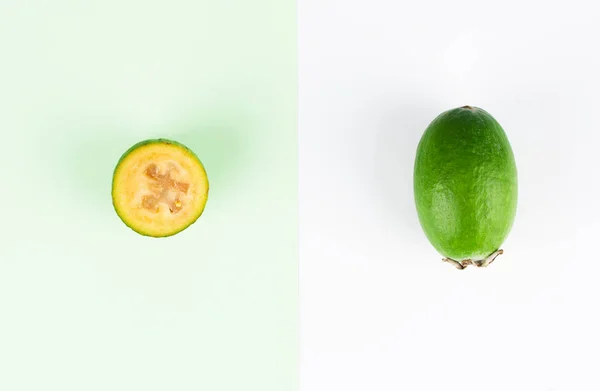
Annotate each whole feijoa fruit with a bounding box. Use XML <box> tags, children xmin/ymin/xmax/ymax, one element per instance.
<box><xmin>413</xmin><ymin>106</ymin><xmax>517</xmax><ymax>269</ymax></box>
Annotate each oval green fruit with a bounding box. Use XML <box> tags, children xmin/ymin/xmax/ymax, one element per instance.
<box><xmin>413</xmin><ymin>106</ymin><xmax>518</xmax><ymax>269</ymax></box>
<box><xmin>112</xmin><ymin>138</ymin><xmax>209</xmax><ymax>238</ymax></box>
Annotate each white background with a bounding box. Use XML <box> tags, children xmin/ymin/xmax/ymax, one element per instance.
<box><xmin>299</xmin><ymin>1</ymin><xmax>600</xmax><ymax>390</ymax></box>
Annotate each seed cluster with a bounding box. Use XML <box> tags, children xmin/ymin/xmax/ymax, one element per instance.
<box><xmin>141</xmin><ymin>163</ymin><xmax>190</xmax><ymax>214</ymax></box>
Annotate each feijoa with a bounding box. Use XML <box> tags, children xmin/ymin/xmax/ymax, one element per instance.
<box><xmin>413</xmin><ymin>106</ymin><xmax>517</xmax><ymax>269</ymax></box>
<box><xmin>111</xmin><ymin>138</ymin><xmax>209</xmax><ymax>237</ymax></box>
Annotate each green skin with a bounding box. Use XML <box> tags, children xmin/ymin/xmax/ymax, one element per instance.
<box><xmin>111</xmin><ymin>138</ymin><xmax>209</xmax><ymax>238</ymax></box>
<box><xmin>413</xmin><ymin>106</ymin><xmax>517</xmax><ymax>262</ymax></box>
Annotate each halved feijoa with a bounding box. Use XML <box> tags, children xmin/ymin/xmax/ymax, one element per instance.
<box><xmin>413</xmin><ymin>106</ymin><xmax>518</xmax><ymax>269</ymax></box>
<box><xmin>112</xmin><ymin>138</ymin><xmax>209</xmax><ymax>237</ymax></box>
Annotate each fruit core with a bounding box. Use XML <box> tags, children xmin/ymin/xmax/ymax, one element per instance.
<box><xmin>140</xmin><ymin>162</ymin><xmax>191</xmax><ymax>214</ymax></box>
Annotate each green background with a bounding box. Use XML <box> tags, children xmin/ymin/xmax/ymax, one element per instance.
<box><xmin>0</xmin><ymin>1</ymin><xmax>297</xmax><ymax>390</ymax></box>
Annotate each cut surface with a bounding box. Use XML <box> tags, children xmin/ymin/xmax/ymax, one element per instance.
<box><xmin>112</xmin><ymin>139</ymin><xmax>209</xmax><ymax>237</ymax></box>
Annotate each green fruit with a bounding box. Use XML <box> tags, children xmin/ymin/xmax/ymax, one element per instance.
<box><xmin>413</xmin><ymin>106</ymin><xmax>517</xmax><ymax>269</ymax></box>
<box><xmin>112</xmin><ymin>138</ymin><xmax>209</xmax><ymax>237</ymax></box>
